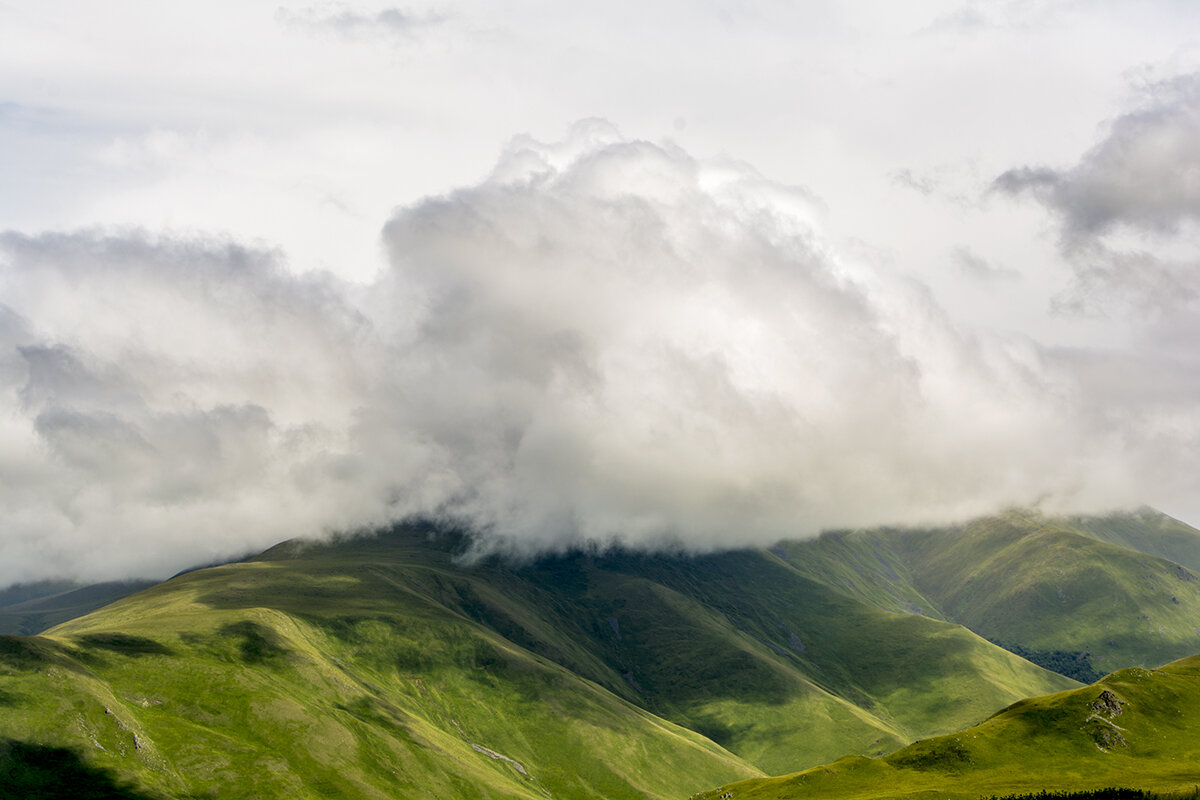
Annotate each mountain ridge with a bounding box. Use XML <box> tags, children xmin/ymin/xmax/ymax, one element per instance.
<box><xmin>4</xmin><ymin>508</ymin><xmax>1200</xmax><ymax>799</ymax></box>
<box><xmin>774</xmin><ymin>509</ymin><xmax>1200</xmax><ymax>674</ymax></box>
<box><xmin>1</xmin><ymin>521</ymin><xmax>1074</xmax><ymax>798</ymax></box>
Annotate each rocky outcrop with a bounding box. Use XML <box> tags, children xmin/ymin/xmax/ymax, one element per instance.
<box><xmin>1090</xmin><ymin>689</ymin><xmax>1125</xmax><ymax>719</ymax></box>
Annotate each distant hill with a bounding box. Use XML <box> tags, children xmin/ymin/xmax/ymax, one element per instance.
<box><xmin>1068</xmin><ymin>508</ymin><xmax>1200</xmax><ymax>574</ymax></box>
<box><xmin>0</xmin><ymin>523</ymin><xmax>1072</xmax><ymax>799</ymax></box>
<box><xmin>699</xmin><ymin>652</ymin><xmax>1200</xmax><ymax>800</ymax></box>
<box><xmin>774</xmin><ymin>509</ymin><xmax>1200</xmax><ymax>675</ymax></box>
<box><xmin>0</xmin><ymin>580</ymin><xmax>156</xmax><ymax>636</ymax></box>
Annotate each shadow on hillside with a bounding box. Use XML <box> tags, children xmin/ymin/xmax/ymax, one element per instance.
<box><xmin>74</xmin><ymin>633</ymin><xmax>174</xmax><ymax>657</ymax></box>
<box><xmin>0</xmin><ymin>635</ymin><xmax>93</xmax><ymax>676</ymax></box>
<box><xmin>0</xmin><ymin>738</ymin><xmax>159</xmax><ymax>799</ymax></box>
<box><xmin>219</xmin><ymin>621</ymin><xmax>290</xmax><ymax>664</ymax></box>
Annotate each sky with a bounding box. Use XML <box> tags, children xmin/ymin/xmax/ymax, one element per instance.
<box><xmin>2</xmin><ymin>0</ymin><xmax>1200</xmax><ymax>585</ymax></box>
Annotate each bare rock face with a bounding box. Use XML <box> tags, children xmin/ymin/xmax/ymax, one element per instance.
<box><xmin>1092</xmin><ymin>726</ymin><xmax>1128</xmax><ymax>750</ymax></box>
<box><xmin>1090</xmin><ymin>689</ymin><xmax>1125</xmax><ymax>719</ymax></box>
<box><xmin>1085</xmin><ymin>689</ymin><xmax>1128</xmax><ymax>751</ymax></box>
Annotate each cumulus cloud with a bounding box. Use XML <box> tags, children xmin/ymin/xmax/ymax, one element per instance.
<box><xmin>0</xmin><ymin>233</ymin><xmax>377</xmax><ymax>583</ymax></box>
<box><xmin>0</xmin><ymin>124</ymin><xmax>1195</xmax><ymax>585</ymax></box>
<box><xmin>994</xmin><ymin>72</ymin><xmax>1200</xmax><ymax>313</ymax></box>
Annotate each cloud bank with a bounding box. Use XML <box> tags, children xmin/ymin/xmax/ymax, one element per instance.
<box><xmin>0</xmin><ymin>123</ymin><xmax>1194</xmax><ymax>584</ymax></box>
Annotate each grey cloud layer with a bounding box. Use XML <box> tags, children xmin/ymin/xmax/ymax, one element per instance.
<box><xmin>995</xmin><ymin>72</ymin><xmax>1200</xmax><ymax>313</ymax></box>
<box><xmin>0</xmin><ymin>128</ymin><xmax>1187</xmax><ymax>584</ymax></box>
<box><xmin>997</xmin><ymin>73</ymin><xmax>1200</xmax><ymax>237</ymax></box>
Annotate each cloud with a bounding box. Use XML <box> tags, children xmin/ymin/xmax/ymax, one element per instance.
<box><xmin>891</xmin><ymin>168</ymin><xmax>939</xmax><ymax>196</ymax></box>
<box><xmin>0</xmin><ymin>231</ymin><xmax>377</xmax><ymax>583</ymax></box>
<box><xmin>920</xmin><ymin>0</ymin><xmax>1074</xmax><ymax>35</ymax></box>
<box><xmin>0</xmin><ymin>125</ymin><xmax>1195</xmax><ymax>585</ymax></box>
<box><xmin>952</xmin><ymin>246</ymin><xmax>1021</xmax><ymax>282</ymax></box>
<box><xmin>995</xmin><ymin>73</ymin><xmax>1200</xmax><ymax>238</ymax></box>
<box><xmin>276</xmin><ymin>3</ymin><xmax>447</xmax><ymax>40</ymax></box>
<box><xmin>889</xmin><ymin>165</ymin><xmax>977</xmax><ymax>209</ymax></box>
<box><xmin>994</xmin><ymin>72</ymin><xmax>1200</xmax><ymax>313</ymax></box>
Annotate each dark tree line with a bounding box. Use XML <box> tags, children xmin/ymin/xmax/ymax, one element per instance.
<box><xmin>988</xmin><ymin>639</ymin><xmax>1103</xmax><ymax>683</ymax></box>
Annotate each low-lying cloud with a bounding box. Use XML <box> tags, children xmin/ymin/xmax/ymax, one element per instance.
<box><xmin>0</xmin><ymin>122</ymin><xmax>1194</xmax><ymax>585</ymax></box>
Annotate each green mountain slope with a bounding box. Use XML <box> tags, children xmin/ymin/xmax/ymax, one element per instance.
<box><xmin>1069</xmin><ymin>508</ymin><xmax>1200</xmax><ymax>574</ymax></box>
<box><xmin>248</xmin><ymin>531</ymin><xmax>1074</xmax><ymax>770</ymax></box>
<box><xmin>897</xmin><ymin>514</ymin><xmax>1200</xmax><ymax>673</ymax></box>
<box><xmin>1</xmin><ymin>559</ymin><xmax>756</xmax><ymax>799</ymax></box>
<box><xmin>700</xmin><ymin>653</ymin><xmax>1200</xmax><ymax>800</ymax></box>
<box><xmin>775</xmin><ymin>510</ymin><xmax>1200</xmax><ymax>675</ymax></box>
<box><xmin>0</xmin><ymin>524</ymin><xmax>1073</xmax><ymax>798</ymax></box>
<box><xmin>770</xmin><ymin>530</ymin><xmax>944</xmax><ymax>621</ymax></box>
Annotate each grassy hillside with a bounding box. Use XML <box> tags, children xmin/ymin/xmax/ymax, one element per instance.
<box><xmin>249</xmin><ymin>530</ymin><xmax>1072</xmax><ymax>770</ymax></box>
<box><xmin>0</xmin><ymin>524</ymin><xmax>1073</xmax><ymax>798</ymax></box>
<box><xmin>699</xmin><ymin>653</ymin><xmax>1200</xmax><ymax>800</ymax></box>
<box><xmin>770</xmin><ymin>530</ymin><xmax>944</xmax><ymax>620</ymax></box>
<box><xmin>898</xmin><ymin>514</ymin><xmax>1200</xmax><ymax>673</ymax></box>
<box><xmin>1069</xmin><ymin>508</ymin><xmax>1200</xmax><ymax>574</ymax></box>
<box><xmin>775</xmin><ymin>511</ymin><xmax>1200</xmax><ymax>675</ymax></box>
<box><xmin>1</xmin><ymin>554</ymin><xmax>755</xmax><ymax>799</ymax></box>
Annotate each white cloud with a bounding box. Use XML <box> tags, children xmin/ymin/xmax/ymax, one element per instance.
<box><xmin>5</xmin><ymin>128</ymin><xmax>1194</xmax><ymax>584</ymax></box>
<box><xmin>995</xmin><ymin>73</ymin><xmax>1200</xmax><ymax>238</ymax></box>
<box><xmin>3</xmin><ymin>2</ymin><xmax>1200</xmax><ymax>584</ymax></box>
<box><xmin>952</xmin><ymin>246</ymin><xmax>1021</xmax><ymax>282</ymax></box>
<box><xmin>994</xmin><ymin>71</ymin><xmax>1200</xmax><ymax>316</ymax></box>
<box><xmin>275</xmin><ymin>3</ymin><xmax>449</xmax><ymax>41</ymax></box>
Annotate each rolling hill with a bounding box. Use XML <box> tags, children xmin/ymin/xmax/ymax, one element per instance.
<box><xmin>699</xmin><ymin>652</ymin><xmax>1200</xmax><ymax>800</ymax></box>
<box><xmin>0</xmin><ymin>523</ymin><xmax>1073</xmax><ymax>799</ymax></box>
<box><xmin>774</xmin><ymin>510</ymin><xmax>1200</xmax><ymax>676</ymax></box>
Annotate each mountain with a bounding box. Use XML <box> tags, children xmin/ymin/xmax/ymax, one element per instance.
<box><xmin>700</xmin><ymin>652</ymin><xmax>1200</xmax><ymax>800</ymax></box>
<box><xmin>774</xmin><ymin>509</ymin><xmax>1200</xmax><ymax>676</ymax></box>
<box><xmin>1069</xmin><ymin>508</ymin><xmax>1200</xmax><ymax>574</ymax></box>
<box><xmin>0</xmin><ymin>523</ymin><xmax>1072</xmax><ymax>799</ymax></box>
<box><xmin>0</xmin><ymin>580</ymin><xmax>157</xmax><ymax>636</ymax></box>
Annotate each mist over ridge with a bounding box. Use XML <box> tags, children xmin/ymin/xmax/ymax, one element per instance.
<box><xmin>0</xmin><ymin>122</ymin><xmax>1195</xmax><ymax>585</ymax></box>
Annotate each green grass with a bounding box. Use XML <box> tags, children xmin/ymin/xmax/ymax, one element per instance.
<box><xmin>1069</xmin><ymin>508</ymin><xmax>1200</xmax><ymax>574</ymax></box>
<box><xmin>1</xmin><ymin>537</ymin><xmax>758</xmax><ymax>799</ymax></box>
<box><xmin>698</xmin><ymin>654</ymin><xmax>1200</xmax><ymax>800</ymax></box>
<box><xmin>774</xmin><ymin>510</ymin><xmax>1200</xmax><ymax>675</ymax></box>
<box><xmin>0</xmin><ymin>737</ymin><xmax>160</xmax><ymax>799</ymax></box>
<box><xmin>0</xmin><ymin>523</ymin><xmax>1076</xmax><ymax>798</ymax></box>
